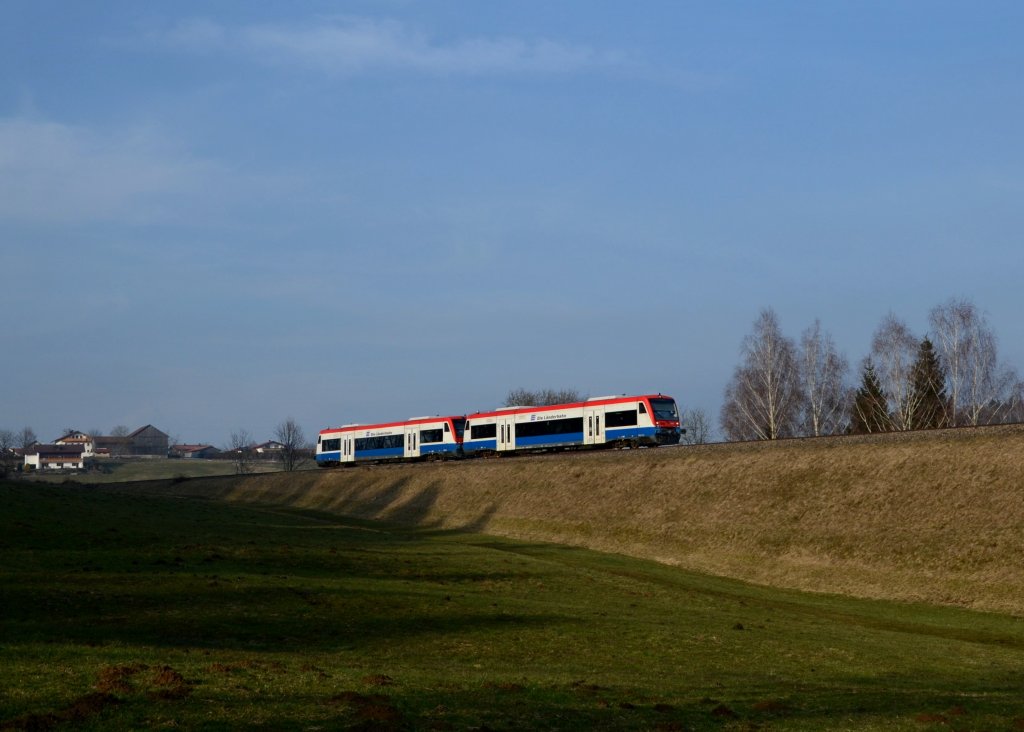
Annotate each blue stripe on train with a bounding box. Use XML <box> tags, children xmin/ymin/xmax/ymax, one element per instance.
<box><xmin>316</xmin><ymin>451</ymin><xmax>341</xmax><ymax>464</ymax></box>
<box><xmin>605</xmin><ymin>426</ymin><xmax>659</xmax><ymax>441</ymax></box>
<box><xmin>462</xmin><ymin>439</ymin><xmax>498</xmax><ymax>452</ymax></box>
<box><xmin>355</xmin><ymin>447</ymin><xmax>404</xmax><ymax>459</ymax></box>
<box><xmin>515</xmin><ymin>432</ymin><xmax>585</xmax><ymax>448</ymax></box>
<box><xmin>317</xmin><ymin>444</ymin><xmax>459</xmax><ymax>463</ymax></box>
<box><xmin>464</xmin><ymin>427</ymin><xmax>664</xmax><ymax>452</ymax></box>
<box><xmin>421</xmin><ymin>443</ymin><xmax>460</xmax><ymax>455</ymax></box>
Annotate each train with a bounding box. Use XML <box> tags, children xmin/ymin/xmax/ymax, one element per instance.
<box><xmin>315</xmin><ymin>393</ymin><xmax>681</xmax><ymax>467</ymax></box>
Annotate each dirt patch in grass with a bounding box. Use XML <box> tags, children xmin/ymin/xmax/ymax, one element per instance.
<box><xmin>362</xmin><ymin>673</ymin><xmax>396</xmax><ymax>687</ymax></box>
<box><xmin>326</xmin><ymin>691</ymin><xmax>405</xmax><ymax>730</ymax></box>
<box><xmin>711</xmin><ymin>703</ymin><xmax>738</xmax><ymax>719</ymax></box>
<box><xmin>482</xmin><ymin>681</ymin><xmax>524</xmax><ymax>692</ymax></box>
<box><xmin>1</xmin><ymin>692</ymin><xmax>120</xmax><ymax>731</ymax></box>
<box><xmin>752</xmin><ymin>699</ymin><xmax>792</xmax><ymax>715</ymax></box>
<box><xmin>148</xmin><ymin>665</ymin><xmax>192</xmax><ymax>700</ymax></box>
<box><xmin>94</xmin><ymin>663</ymin><xmax>148</xmax><ymax>694</ymax></box>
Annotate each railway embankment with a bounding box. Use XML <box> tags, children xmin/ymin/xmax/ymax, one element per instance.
<box><xmin>116</xmin><ymin>425</ymin><xmax>1024</xmax><ymax>614</ymax></box>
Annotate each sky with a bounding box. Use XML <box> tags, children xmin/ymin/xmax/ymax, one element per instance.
<box><xmin>2</xmin><ymin>1</ymin><xmax>1022</xmax><ymax>445</ymax></box>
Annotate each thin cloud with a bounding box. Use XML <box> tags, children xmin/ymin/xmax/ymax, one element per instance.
<box><xmin>0</xmin><ymin>117</ymin><xmax>191</xmax><ymax>224</ymax></box>
<box><xmin>0</xmin><ymin>116</ymin><xmax>281</xmax><ymax>227</ymax></box>
<box><xmin>154</xmin><ymin>16</ymin><xmax>626</xmax><ymax>76</ymax></box>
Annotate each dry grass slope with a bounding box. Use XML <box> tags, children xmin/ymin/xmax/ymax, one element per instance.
<box><xmin>116</xmin><ymin>425</ymin><xmax>1024</xmax><ymax>614</ymax></box>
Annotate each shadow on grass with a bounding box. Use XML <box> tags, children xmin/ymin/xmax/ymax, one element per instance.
<box><xmin>3</xmin><ymin>576</ymin><xmax>564</xmax><ymax>653</ymax></box>
<box><xmin>0</xmin><ymin>481</ymin><xmax>557</xmax><ymax>654</ymax></box>
<box><xmin>171</xmin><ymin>472</ymin><xmax>502</xmax><ymax>537</ymax></box>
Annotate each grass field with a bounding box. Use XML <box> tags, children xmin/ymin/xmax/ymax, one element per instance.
<box><xmin>2</xmin><ymin>481</ymin><xmax>1023</xmax><ymax>730</ymax></box>
<box><xmin>138</xmin><ymin>426</ymin><xmax>1024</xmax><ymax>616</ymax></box>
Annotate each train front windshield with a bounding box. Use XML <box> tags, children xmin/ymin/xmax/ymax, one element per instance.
<box><xmin>451</xmin><ymin>418</ymin><xmax>466</xmax><ymax>439</ymax></box>
<box><xmin>650</xmin><ymin>398</ymin><xmax>679</xmax><ymax>422</ymax></box>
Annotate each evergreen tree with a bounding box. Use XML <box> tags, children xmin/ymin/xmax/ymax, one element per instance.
<box><xmin>908</xmin><ymin>337</ymin><xmax>949</xmax><ymax>429</ymax></box>
<box><xmin>849</xmin><ymin>360</ymin><xmax>891</xmax><ymax>433</ymax></box>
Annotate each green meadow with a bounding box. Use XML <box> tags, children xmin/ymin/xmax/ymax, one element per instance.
<box><xmin>1</xmin><ymin>480</ymin><xmax>1022</xmax><ymax>730</ymax></box>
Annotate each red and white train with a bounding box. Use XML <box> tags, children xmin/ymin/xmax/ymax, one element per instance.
<box><xmin>316</xmin><ymin>393</ymin><xmax>680</xmax><ymax>467</ymax></box>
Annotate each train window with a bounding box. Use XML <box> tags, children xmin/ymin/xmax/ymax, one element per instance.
<box><xmin>354</xmin><ymin>434</ymin><xmax>403</xmax><ymax>451</ymax></box>
<box><xmin>606</xmin><ymin>410</ymin><xmax>638</xmax><ymax>428</ymax></box>
<box><xmin>516</xmin><ymin>416</ymin><xmax>584</xmax><ymax>438</ymax></box>
<box><xmin>650</xmin><ymin>398</ymin><xmax>679</xmax><ymax>420</ymax></box>
<box><xmin>444</xmin><ymin>423</ymin><xmax>450</xmax><ymax>432</ymax></box>
<box><xmin>639</xmin><ymin>402</ymin><xmax>648</xmax><ymax>414</ymax></box>
<box><xmin>321</xmin><ymin>438</ymin><xmax>341</xmax><ymax>452</ymax></box>
<box><xmin>420</xmin><ymin>428</ymin><xmax>444</xmax><ymax>444</ymax></box>
<box><xmin>470</xmin><ymin>423</ymin><xmax>497</xmax><ymax>440</ymax></box>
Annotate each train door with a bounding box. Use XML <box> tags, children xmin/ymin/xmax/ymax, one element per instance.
<box><xmin>405</xmin><ymin>427</ymin><xmax>420</xmax><ymax>459</ymax></box>
<box><xmin>343</xmin><ymin>436</ymin><xmax>354</xmax><ymax>463</ymax></box>
<box><xmin>584</xmin><ymin>407</ymin><xmax>605</xmax><ymax>446</ymax></box>
<box><xmin>496</xmin><ymin>415</ymin><xmax>516</xmax><ymax>452</ymax></box>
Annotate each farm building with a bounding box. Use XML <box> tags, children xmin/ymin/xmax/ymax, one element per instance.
<box><xmin>124</xmin><ymin>425</ymin><xmax>169</xmax><ymax>456</ymax></box>
<box><xmin>92</xmin><ymin>425</ymin><xmax>171</xmax><ymax>457</ymax></box>
<box><xmin>24</xmin><ymin>444</ymin><xmax>87</xmax><ymax>470</ymax></box>
<box><xmin>170</xmin><ymin>444</ymin><xmax>221</xmax><ymax>459</ymax></box>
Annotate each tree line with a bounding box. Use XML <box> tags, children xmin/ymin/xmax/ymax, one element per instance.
<box><xmin>721</xmin><ymin>298</ymin><xmax>1024</xmax><ymax>441</ymax></box>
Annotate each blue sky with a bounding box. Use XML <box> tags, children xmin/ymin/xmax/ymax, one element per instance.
<box><xmin>3</xmin><ymin>1</ymin><xmax>1022</xmax><ymax>445</ymax></box>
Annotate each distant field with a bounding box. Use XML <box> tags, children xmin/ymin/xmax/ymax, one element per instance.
<box><xmin>2</xmin><ymin>480</ymin><xmax>1023</xmax><ymax>730</ymax></box>
<box><xmin>19</xmin><ymin>458</ymin><xmax>305</xmax><ymax>484</ymax></box>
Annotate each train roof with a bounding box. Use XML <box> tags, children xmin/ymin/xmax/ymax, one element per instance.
<box><xmin>466</xmin><ymin>393</ymin><xmax>675</xmax><ymax>420</ymax></box>
<box><xmin>320</xmin><ymin>415</ymin><xmax>464</xmax><ymax>436</ymax></box>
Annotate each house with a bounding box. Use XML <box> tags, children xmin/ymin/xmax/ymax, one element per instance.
<box><xmin>253</xmin><ymin>440</ymin><xmax>285</xmax><ymax>456</ymax></box>
<box><xmin>170</xmin><ymin>444</ymin><xmax>221</xmax><ymax>459</ymax></box>
<box><xmin>54</xmin><ymin>431</ymin><xmax>95</xmax><ymax>457</ymax></box>
<box><xmin>24</xmin><ymin>444</ymin><xmax>87</xmax><ymax>471</ymax></box>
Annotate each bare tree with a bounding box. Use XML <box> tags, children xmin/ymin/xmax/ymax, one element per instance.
<box><xmin>928</xmin><ymin>298</ymin><xmax>972</xmax><ymax>424</ymax></box>
<box><xmin>0</xmin><ymin>429</ymin><xmax>17</xmax><ymax>477</ymax></box>
<box><xmin>17</xmin><ymin>427</ymin><xmax>37</xmax><ymax>450</ymax></box>
<box><xmin>798</xmin><ymin>319</ymin><xmax>849</xmax><ymax>436</ymax></box>
<box><xmin>869</xmin><ymin>313</ymin><xmax>921</xmax><ymax>430</ymax></box>
<box><xmin>973</xmin><ymin>363</ymin><xmax>1023</xmax><ymax>426</ymax></box>
<box><xmin>227</xmin><ymin>429</ymin><xmax>255</xmax><ymax>475</ymax></box>
<box><xmin>109</xmin><ymin>424</ymin><xmax>131</xmax><ymax>457</ymax></box>
<box><xmin>996</xmin><ymin>377</ymin><xmax>1024</xmax><ymax>424</ymax></box>
<box><xmin>720</xmin><ymin>308</ymin><xmax>801</xmax><ymax>441</ymax></box>
<box><xmin>504</xmin><ymin>388</ymin><xmax>582</xmax><ymax>407</ymax></box>
<box><xmin>929</xmin><ymin>298</ymin><xmax>1019</xmax><ymax>426</ymax></box>
<box><xmin>273</xmin><ymin>418</ymin><xmax>308</xmax><ymax>472</ymax></box>
<box><xmin>680</xmin><ymin>408</ymin><xmax>713</xmax><ymax>444</ymax></box>
<box><xmin>963</xmin><ymin>331</ymin><xmax>1014</xmax><ymax>427</ymax></box>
